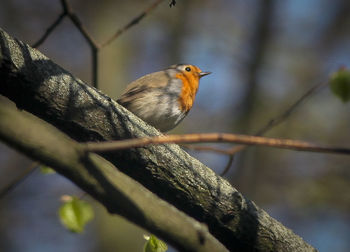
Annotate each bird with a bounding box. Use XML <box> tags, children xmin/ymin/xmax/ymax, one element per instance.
<box><xmin>117</xmin><ymin>64</ymin><xmax>211</xmax><ymax>132</ymax></box>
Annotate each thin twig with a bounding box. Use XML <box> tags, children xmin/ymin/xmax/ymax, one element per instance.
<box><xmin>32</xmin><ymin>13</ymin><xmax>66</xmax><ymax>48</ymax></box>
<box><xmin>227</xmin><ymin>81</ymin><xmax>328</xmax><ymax>156</ymax></box>
<box><xmin>182</xmin><ymin>144</ymin><xmax>233</xmax><ymax>155</ymax></box>
<box><xmin>256</xmin><ymin>81</ymin><xmax>328</xmax><ymax>136</ymax></box>
<box><xmin>221</xmin><ymin>155</ymin><xmax>235</xmax><ymax>175</ymax></box>
<box><xmin>85</xmin><ymin>133</ymin><xmax>350</xmax><ymax>156</ymax></box>
<box><xmin>181</xmin><ymin>82</ymin><xmax>328</xmax><ymax>175</ymax></box>
<box><xmin>91</xmin><ymin>47</ymin><xmax>98</xmax><ymax>87</ymax></box>
<box><xmin>100</xmin><ymin>0</ymin><xmax>165</xmax><ymax>48</ymax></box>
<box><xmin>34</xmin><ymin>0</ymin><xmax>166</xmax><ymax>87</ymax></box>
<box><xmin>182</xmin><ymin>145</ymin><xmax>236</xmax><ymax>175</ymax></box>
<box><xmin>60</xmin><ymin>0</ymin><xmax>100</xmax><ymax>87</ymax></box>
<box><xmin>0</xmin><ymin>162</ymin><xmax>38</xmax><ymax>199</ymax></box>
<box><xmin>61</xmin><ymin>0</ymin><xmax>99</xmax><ymax>48</ymax></box>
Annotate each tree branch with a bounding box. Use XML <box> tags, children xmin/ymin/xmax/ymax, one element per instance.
<box><xmin>60</xmin><ymin>0</ymin><xmax>100</xmax><ymax>87</ymax></box>
<box><xmin>101</xmin><ymin>0</ymin><xmax>166</xmax><ymax>48</ymax></box>
<box><xmin>84</xmin><ymin>133</ymin><xmax>350</xmax><ymax>155</ymax></box>
<box><xmin>0</xmin><ymin>162</ymin><xmax>38</xmax><ymax>199</ymax></box>
<box><xmin>187</xmin><ymin>59</ymin><xmax>327</xmax><ymax>177</ymax></box>
<box><xmin>225</xmin><ymin>81</ymin><xmax>328</xmax><ymax>156</ymax></box>
<box><xmin>32</xmin><ymin>13</ymin><xmax>66</xmax><ymax>48</ymax></box>
<box><xmin>0</xmin><ymin>102</ymin><xmax>227</xmax><ymax>252</ymax></box>
<box><xmin>0</xmin><ymin>27</ymin><xmax>316</xmax><ymax>252</ymax></box>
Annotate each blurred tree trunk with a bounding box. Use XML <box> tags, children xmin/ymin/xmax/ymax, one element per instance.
<box><xmin>231</xmin><ymin>0</ymin><xmax>275</xmax><ymax>196</ymax></box>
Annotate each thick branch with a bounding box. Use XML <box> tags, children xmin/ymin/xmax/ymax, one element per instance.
<box><xmin>0</xmin><ymin>27</ymin><xmax>316</xmax><ymax>252</ymax></box>
<box><xmin>0</xmin><ymin>102</ymin><xmax>227</xmax><ymax>252</ymax></box>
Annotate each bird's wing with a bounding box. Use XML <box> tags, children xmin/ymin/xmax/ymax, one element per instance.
<box><xmin>117</xmin><ymin>70</ymin><xmax>178</xmax><ymax>104</ymax></box>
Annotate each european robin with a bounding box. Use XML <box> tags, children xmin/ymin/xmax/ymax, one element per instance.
<box><xmin>117</xmin><ymin>64</ymin><xmax>211</xmax><ymax>132</ymax></box>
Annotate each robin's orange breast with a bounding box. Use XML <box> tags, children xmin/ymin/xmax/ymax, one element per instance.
<box><xmin>176</xmin><ymin>72</ymin><xmax>200</xmax><ymax>112</ymax></box>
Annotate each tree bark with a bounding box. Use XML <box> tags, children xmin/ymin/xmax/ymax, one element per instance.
<box><xmin>0</xmin><ymin>102</ymin><xmax>228</xmax><ymax>252</ymax></box>
<box><xmin>0</xmin><ymin>27</ymin><xmax>317</xmax><ymax>252</ymax></box>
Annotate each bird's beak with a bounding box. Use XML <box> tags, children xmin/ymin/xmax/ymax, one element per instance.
<box><xmin>199</xmin><ymin>71</ymin><xmax>211</xmax><ymax>78</ymax></box>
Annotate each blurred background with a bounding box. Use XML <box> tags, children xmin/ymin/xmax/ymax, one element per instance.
<box><xmin>1</xmin><ymin>0</ymin><xmax>350</xmax><ymax>251</ymax></box>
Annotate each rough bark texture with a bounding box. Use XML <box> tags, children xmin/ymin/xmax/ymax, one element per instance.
<box><xmin>0</xmin><ymin>102</ymin><xmax>228</xmax><ymax>252</ymax></box>
<box><xmin>0</xmin><ymin>27</ymin><xmax>317</xmax><ymax>252</ymax></box>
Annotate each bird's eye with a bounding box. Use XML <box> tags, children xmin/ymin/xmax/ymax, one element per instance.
<box><xmin>185</xmin><ymin>67</ymin><xmax>191</xmax><ymax>72</ymax></box>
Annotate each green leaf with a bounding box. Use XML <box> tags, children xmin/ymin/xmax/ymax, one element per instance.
<box><xmin>144</xmin><ymin>234</ymin><xmax>168</xmax><ymax>252</ymax></box>
<box><xmin>330</xmin><ymin>68</ymin><xmax>350</xmax><ymax>102</ymax></box>
<box><xmin>40</xmin><ymin>165</ymin><xmax>56</xmax><ymax>174</ymax></box>
<box><xmin>58</xmin><ymin>196</ymin><xmax>94</xmax><ymax>233</ymax></box>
